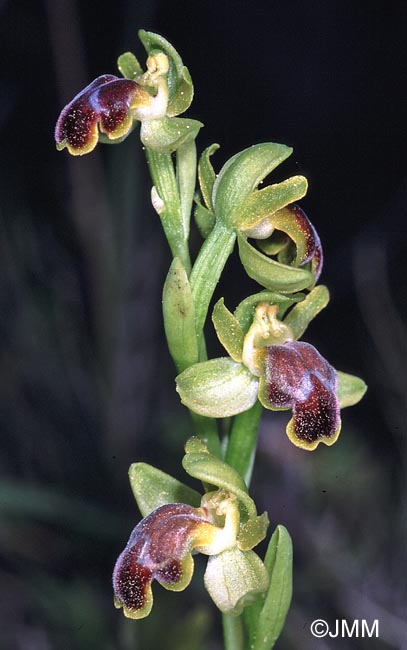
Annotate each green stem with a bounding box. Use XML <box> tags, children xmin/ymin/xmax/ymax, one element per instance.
<box><xmin>176</xmin><ymin>140</ymin><xmax>197</xmax><ymax>240</ymax></box>
<box><xmin>146</xmin><ymin>148</ymin><xmax>191</xmax><ymax>272</ymax></box>
<box><xmin>223</xmin><ymin>613</ymin><xmax>245</xmax><ymax>650</ymax></box>
<box><xmin>189</xmin><ymin>220</ymin><xmax>236</xmax><ymax>350</ymax></box>
<box><xmin>225</xmin><ymin>401</ymin><xmax>263</xmax><ymax>487</ymax></box>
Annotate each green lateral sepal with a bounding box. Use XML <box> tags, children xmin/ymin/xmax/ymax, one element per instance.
<box><xmin>141</xmin><ymin>115</ymin><xmax>202</xmax><ymax>153</ymax></box>
<box><xmin>238</xmin><ymin>234</ymin><xmax>314</xmax><ymax>293</ymax></box>
<box><xmin>176</xmin><ymin>357</ymin><xmax>258</xmax><ymax>418</ymax></box>
<box><xmin>336</xmin><ymin>371</ymin><xmax>367</xmax><ymax>408</ymax></box>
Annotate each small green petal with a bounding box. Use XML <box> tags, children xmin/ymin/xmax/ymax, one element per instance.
<box><xmin>212</xmin><ymin>298</ymin><xmax>245</xmax><ymax>362</ymax></box>
<box><xmin>117</xmin><ymin>51</ymin><xmax>143</xmax><ymax>79</ymax></box>
<box><xmin>213</xmin><ymin>143</ymin><xmax>293</xmax><ymax>226</ymax></box>
<box><xmin>237</xmin><ymin>512</ymin><xmax>270</xmax><ymax>551</ymax></box>
<box><xmin>176</xmin><ymin>357</ymin><xmax>259</xmax><ymax>418</ymax></box>
<box><xmin>336</xmin><ymin>371</ymin><xmax>367</xmax><ymax>408</ymax></box>
<box><xmin>283</xmin><ymin>285</ymin><xmax>330</xmax><ymax>339</ymax></box>
<box><xmin>237</xmin><ymin>175</ymin><xmax>308</xmax><ymax>235</ymax></box>
<box><xmin>204</xmin><ymin>548</ymin><xmax>269</xmax><ymax>615</ymax></box>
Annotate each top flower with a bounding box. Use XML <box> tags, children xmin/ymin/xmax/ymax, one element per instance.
<box><xmin>55</xmin><ymin>54</ymin><xmax>169</xmax><ymax>156</ymax></box>
<box><xmin>55</xmin><ymin>31</ymin><xmax>202</xmax><ymax>156</ymax></box>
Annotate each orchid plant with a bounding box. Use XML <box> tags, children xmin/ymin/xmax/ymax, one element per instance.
<box><xmin>55</xmin><ymin>30</ymin><xmax>366</xmax><ymax>650</ymax></box>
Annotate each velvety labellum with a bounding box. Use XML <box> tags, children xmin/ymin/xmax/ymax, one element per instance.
<box><xmin>113</xmin><ymin>503</ymin><xmax>219</xmax><ymax>619</ymax></box>
<box><xmin>259</xmin><ymin>341</ymin><xmax>341</xmax><ymax>450</ymax></box>
<box><xmin>55</xmin><ymin>75</ymin><xmax>152</xmax><ymax>155</ymax></box>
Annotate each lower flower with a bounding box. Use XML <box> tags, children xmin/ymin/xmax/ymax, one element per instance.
<box><xmin>113</xmin><ymin>490</ymin><xmax>269</xmax><ymax>619</ymax></box>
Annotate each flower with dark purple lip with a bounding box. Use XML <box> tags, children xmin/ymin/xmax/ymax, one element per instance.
<box><xmin>112</xmin><ymin>488</ymin><xmax>269</xmax><ymax>619</ymax></box>
<box><xmin>258</xmin><ymin>340</ymin><xmax>341</xmax><ymax>450</ymax></box>
<box><xmin>113</xmin><ymin>502</ymin><xmax>227</xmax><ymax>619</ymax></box>
<box><xmin>176</xmin><ymin>301</ymin><xmax>362</xmax><ymax>451</ymax></box>
<box><xmin>55</xmin><ymin>53</ymin><xmax>169</xmax><ymax>156</ymax></box>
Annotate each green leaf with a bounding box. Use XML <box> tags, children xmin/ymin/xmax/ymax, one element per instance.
<box><xmin>117</xmin><ymin>51</ymin><xmax>143</xmax><ymax>79</ymax></box>
<box><xmin>176</xmin><ymin>357</ymin><xmax>259</xmax><ymax>418</ymax></box>
<box><xmin>245</xmin><ymin>525</ymin><xmax>293</xmax><ymax>650</ymax></box>
<box><xmin>283</xmin><ymin>285</ymin><xmax>330</xmax><ymax>339</ymax></box>
<box><xmin>336</xmin><ymin>371</ymin><xmax>367</xmax><ymax>408</ymax></box>
<box><xmin>162</xmin><ymin>257</ymin><xmax>199</xmax><ymax>372</ymax></box>
<box><xmin>238</xmin><ymin>176</ymin><xmax>308</xmax><ymax>234</ymax></box>
<box><xmin>237</xmin><ymin>512</ymin><xmax>270</xmax><ymax>551</ymax></box>
<box><xmin>129</xmin><ymin>462</ymin><xmax>201</xmax><ymax>518</ymax></box>
<box><xmin>138</xmin><ymin>30</ymin><xmax>194</xmax><ymax>116</ymax></box>
<box><xmin>212</xmin><ymin>298</ymin><xmax>245</xmax><ymax>362</ymax></box>
<box><xmin>183</xmin><ymin>438</ymin><xmax>257</xmax><ymax>519</ymax></box>
<box><xmin>198</xmin><ymin>143</ymin><xmax>220</xmax><ymax>211</ymax></box>
<box><xmin>238</xmin><ymin>234</ymin><xmax>314</xmax><ymax>293</ymax></box>
<box><xmin>140</xmin><ymin>116</ymin><xmax>203</xmax><ymax>153</ymax></box>
<box><xmin>213</xmin><ymin>143</ymin><xmax>293</xmax><ymax>226</ymax></box>
<box><xmin>234</xmin><ymin>291</ymin><xmax>304</xmax><ymax>334</ymax></box>
<box><xmin>194</xmin><ymin>197</ymin><xmax>215</xmax><ymax>239</ymax></box>
<box><xmin>204</xmin><ymin>548</ymin><xmax>269</xmax><ymax>615</ymax></box>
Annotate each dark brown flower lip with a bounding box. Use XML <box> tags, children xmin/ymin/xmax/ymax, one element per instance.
<box><xmin>261</xmin><ymin>341</ymin><xmax>340</xmax><ymax>449</ymax></box>
<box><xmin>55</xmin><ymin>75</ymin><xmax>151</xmax><ymax>155</ymax></box>
<box><xmin>112</xmin><ymin>503</ymin><xmax>218</xmax><ymax>618</ymax></box>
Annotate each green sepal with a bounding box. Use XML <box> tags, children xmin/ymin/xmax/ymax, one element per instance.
<box><xmin>212</xmin><ymin>298</ymin><xmax>245</xmax><ymax>362</ymax></box>
<box><xmin>237</xmin><ymin>512</ymin><xmax>269</xmax><ymax>551</ymax></box>
<box><xmin>213</xmin><ymin>143</ymin><xmax>293</xmax><ymax>226</ymax></box>
<box><xmin>238</xmin><ymin>176</ymin><xmax>308</xmax><ymax>234</ymax></box>
<box><xmin>244</xmin><ymin>525</ymin><xmax>293</xmax><ymax>650</ymax></box>
<box><xmin>138</xmin><ymin>30</ymin><xmax>194</xmax><ymax>116</ymax></box>
<box><xmin>140</xmin><ymin>116</ymin><xmax>203</xmax><ymax>153</ymax></box>
<box><xmin>194</xmin><ymin>198</ymin><xmax>215</xmax><ymax>239</ymax></box>
<box><xmin>128</xmin><ymin>462</ymin><xmax>201</xmax><ymax>518</ymax></box>
<box><xmin>238</xmin><ymin>234</ymin><xmax>314</xmax><ymax>293</ymax></box>
<box><xmin>283</xmin><ymin>285</ymin><xmax>330</xmax><ymax>339</ymax></box>
<box><xmin>117</xmin><ymin>51</ymin><xmax>143</xmax><ymax>79</ymax></box>
<box><xmin>336</xmin><ymin>371</ymin><xmax>367</xmax><ymax>408</ymax></box>
<box><xmin>204</xmin><ymin>548</ymin><xmax>269</xmax><ymax>615</ymax></box>
<box><xmin>198</xmin><ymin>143</ymin><xmax>220</xmax><ymax>211</ymax></box>
<box><xmin>234</xmin><ymin>291</ymin><xmax>304</xmax><ymax>334</ymax></box>
<box><xmin>183</xmin><ymin>437</ymin><xmax>257</xmax><ymax>519</ymax></box>
<box><xmin>176</xmin><ymin>357</ymin><xmax>259</xmax><ymax>418</ymax></box>
<box><xmin>163</xmin><ymin>257</ymin><xmax>199</xmax><ymax>372</ymax></box>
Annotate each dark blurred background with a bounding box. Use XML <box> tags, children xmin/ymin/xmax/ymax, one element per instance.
<box><xmin>1</xmin><ymin>1</ymin><xmax>406</xmax><ymax>648</ymax></box>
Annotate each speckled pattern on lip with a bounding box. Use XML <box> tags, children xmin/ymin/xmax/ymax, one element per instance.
<box><xmin>260</xmin><ymin>340</ymin><xmax>340</xmax><ymax>449</ymax></box>
<box><xmin>55</xmin><ymin>75</ymin><xmax>151</xmax><ymax>155</ymax></box>
<box><xmin>113</xmin><ymin>503</ymin><xmax>220</xmax><ymax>619</ymax></box>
